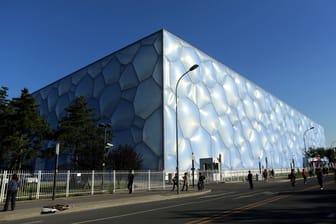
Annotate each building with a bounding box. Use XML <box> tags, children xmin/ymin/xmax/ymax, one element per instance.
<box><xmin>33</xmin><ymin>29</ymin><xmax>326</xmax><ymax>171</ymax></box>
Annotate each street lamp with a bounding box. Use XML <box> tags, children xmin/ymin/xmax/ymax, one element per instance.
<box><xmin>191</xmin><ymin>152</ymin><xmax>195</xmax><ymax>188</ymax></box>
<box><xmin>175</xmin><ymin>64</ymin><xmax>199</xmax><ymax>194</ymax></box>
<box><xmin>258</xmin><ymin>156</ymin><xmax>261</xmax><ymax>174</ymax></box>
<box><xmin>292</xmin><ymin>154</ymin><xmax>295</xmax><ymax>169</ymax></box>
<box><xmin>99</xmin><ymin>122</ymin><xmax>112</xmax><ymax>192</ymax></box>
<box><xmin>52</xmin><ymin>143</ymin><xmax>60</xmax><ymax>200</ymax></box>
<box><xmin>303</xmin><ymin>126</ymin><xmax>314</xmax><ymax>168</ymax></box>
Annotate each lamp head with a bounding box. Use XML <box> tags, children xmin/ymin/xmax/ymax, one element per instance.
<box><xmin>189</xmin><ymin>64</ymin><xmax>199</xmax><ymax>71</ymax></box>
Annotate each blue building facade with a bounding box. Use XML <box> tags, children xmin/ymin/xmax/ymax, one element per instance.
<box><xmin>33</xmin><ymin>30</ymin><xmax>325</xmax><ymax>171</ymax></box>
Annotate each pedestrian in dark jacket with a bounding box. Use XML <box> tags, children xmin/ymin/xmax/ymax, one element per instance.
<box><xmin>181</xmin><ymin>172</ymin><xmax>189</xmax><ymax>191</ymax></box>
<box><xmin>289</xmin><ymin>169</ymin><xmax>296</xmax><ymax>187</ymax></box>
<box><xmin>172</xmin><ymin>173</ymin><xmax>178</xmax><ymax>191</ymax></box>
<box><xmin>128</xmin><ymin>170</ymin><xmax>134</xmax><ymax>194</ymax></box>
<box><xmin>316</xmin><ymin>168</ymin><xmax>324</xmax><ymax>190</ymax></box>
<box><xmin>197</xmin><ymin>172</ymin><xmax>205</xmax><ymax>191</ymax></box>
<box><xmin>3</xmin><ymin>174</ymin><xmax>20</xmax><ymax>211</ymax></box>
<box><xmin>247</xmin><ymin>170</ymin><xmax>253</xmax><ymax>189</ymax></box>
<box><xmin>262</xmin><ymin>169</ymin><xmax>268</xmax><ymax>182</ymax></box>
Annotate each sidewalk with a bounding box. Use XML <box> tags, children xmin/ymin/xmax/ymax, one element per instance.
<box><xmin>0</xmin><ymin>188</ymin><xmax>210</xmax><ymax>221</ymax></box>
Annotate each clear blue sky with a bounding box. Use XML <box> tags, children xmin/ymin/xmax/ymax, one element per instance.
<box><xmin>1</xmin><ymin>0</ymin><xmax>335</xmax><ymax>146</ymax></box>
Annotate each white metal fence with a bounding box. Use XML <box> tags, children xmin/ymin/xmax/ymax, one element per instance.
<box><xmin>0</xmin><ymin>168</ymin><xmax>291</xmax><ymax>202</ymax></box>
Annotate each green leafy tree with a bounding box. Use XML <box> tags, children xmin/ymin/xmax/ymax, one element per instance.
<box><xmin>306</xmin><ymin>147</ymin><xmax>335</xmax><ymax>163</ymax></box>
<box><xmin>56</xmin><ymin>96</ymin><xmax>107</xmax><ymax>170</ymax></box>
<box><xmin>1</xmin><ymin>88</ymin><xmax>50</xmax><ymax>170</ymax></box>
<box><xmin>307</xmin><ymin>147</ymin><xmax>327</xmax><ymax>158</ymax></box>
<box><xmin>323</xmin><ymin>148</ymin><xmax>335</xmax><ymax>163</ymax></box>
<box><xmin>0</xmin><ymin>86</ymin><xmax>12</xmax><ymax>168</ymax></box>
<box><xmin>305</xmin><ymin>148</ymin><xmax>320</xmax><ymax>158</ymax></box>
<box><xmin>108</xmin><ymin>144</ymin><xmax>143</xmax><ymax>170</ymax></box>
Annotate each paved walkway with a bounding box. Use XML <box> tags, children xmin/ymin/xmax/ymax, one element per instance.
<box><xmin>0</xmin><ymin>188</ymin><xmax>210</xmax><ymax>221</ymax></box>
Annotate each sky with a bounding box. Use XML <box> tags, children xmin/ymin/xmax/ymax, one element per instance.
<box><xmin>1</xmin><ymin>0</ymin><xmax>335</xmax><ymax>146</ymax></box>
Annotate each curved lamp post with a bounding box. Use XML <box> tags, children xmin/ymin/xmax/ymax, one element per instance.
<box><xmin>175</xmin><ymin>64</ymin><xmax>199</xmax><ymax>194</ymax></box>
<box><xmin>303</xmin><ymin>126</ymin><xmax>314</xmax><ymax>168</ymax></box>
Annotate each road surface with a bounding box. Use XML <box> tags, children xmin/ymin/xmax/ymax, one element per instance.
<box><xmin>4</xmin><ymin>175</ymin><xmax>335</xmax><ymax>224</ymax></box>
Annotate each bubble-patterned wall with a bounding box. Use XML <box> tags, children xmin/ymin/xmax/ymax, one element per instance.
<box><xmin>162</xmin><ymin>30</ymin><xmax>325</xmax><ymax>171</ymax></box>
<box><xmin>32</xmin><ymin>29</ymin><xmax>325</xmax><ymax>171</ymax></box>
<box><xmin>33</xmin><ymin>31</ymin><xmax>165</xmax><ymax>170</ymax></box>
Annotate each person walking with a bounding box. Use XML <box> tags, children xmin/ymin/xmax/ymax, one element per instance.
<box><xmin>302</xmin><ymin>168</ymin><xmax>307</xmax><ymax>184</ymax></box>
<box><xmin>3</xmin><ymin>173</ymin><xmax>20</xmax><ymax>211</ymax></box>
<box><xmin>172</xmin><ymin>173</ymin><xmax>178</xmax><ymax>191</ymax></box>
<box><xmin>289</xmin><ymin>169</ymin><xmax>296</xmax><ymax>187</ymax></box>
<box><xmin>262</xmin><ymin>169</ymin><xmax>268</xmax><ymax>182</ymax></box>
<box><xmin>270</xmin><ymin>169</ymin><xmax>275</xmax><ymax>178</ymax></box>
<box><xmin>247</xmin><ymin>170</ymin><xmax>253</xmax><ymax>189</ymax></box>
<box><xmin>316</xmin><ymin>168</ymin><xmax>324</xmax><ymax>190</ymax></box>
<box><xmin>181</xmin><ymin>172</ymin><xmax>189</xmax><ymax>191</ymax></box>
<box><xmin>127</xmin><ymin>170</ymin><xmax>134</xmax><ymax>194</ymax></box>
<box><xmin>197</xmin><ymin>172</ymin><xmax>205</xmax><ymax>191</ymax></box>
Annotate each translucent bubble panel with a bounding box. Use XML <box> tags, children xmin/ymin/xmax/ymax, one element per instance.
<box><xmin>33</xmin><ymin>31</ymin><xmax>164</xmax><ymax>170</ymax></box>
<box><xmin>162</xmin><ymin>30</ymin><xmax>325</xmax><ymax>171</ymax></box>
<box><xmin>32</xmin><ymin>29</ymin><xmax>325</xmax><ymax>171</ymax></box>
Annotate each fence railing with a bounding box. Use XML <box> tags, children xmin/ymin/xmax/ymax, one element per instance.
<box><xmin>0</xmin><ymin>168</ymin><xmax>291</xmax><ymax>202</ymax></box>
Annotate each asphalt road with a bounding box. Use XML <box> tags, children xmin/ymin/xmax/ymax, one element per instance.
<box><xmin>4</xmin><ymin>175</ymin><xmax>336</xmax><ymax>224</ymax></box>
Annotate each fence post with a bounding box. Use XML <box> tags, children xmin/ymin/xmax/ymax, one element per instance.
<box><xmin>66</xmin><ymin>170</ymin><xmax>70</xmax><ymax>197</ymax></box>
<box><xmin>148</xmin><ymin>170</ymin><xmax>151</xmax><ymax>191</ymax></box>
<box><xmin>91</xmin><ymin>170</ymin><xmax>95</xmax><ymax>195</ymax></box>
<box><xmin>36</xmin><ymin>170</ymin><xmax>42</xmax><ymax>199</ymax></box>
<box><xmin>131</xmin><ymin>170</ymin><xmax>135</xmax><ymax>193</ymax></box>
<box><xmin>0</xmin><ymin>170</ymin><xmax>7</xmax><ymax>203</ymax></box>
<box><xmin>162</xmin><ymin>171</ymin><xmax>165</xmax><ymax>190</ymax></box>
<box><xmin>113</xmin><ymin>170</ymin><xmax>116</xmax><ymax>193</ymax></box>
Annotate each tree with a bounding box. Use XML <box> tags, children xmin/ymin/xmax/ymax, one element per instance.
<box><xmin>0</xmin><ymin>88</ymin><xmax>50</xmax><ymax>170</ymax></box>
<box><xmin>107</xmin><ymin>144</ymin><xmax>143</xmax><ymax>170</ymax></box>
<box><xmin>305</xmin><ymin>147</ymin><xmax>335</xmax><ymax>164</ymax></box>
<box><xmin>324</xmin><ymin>148</ymin><xmax>336</xmax><ymax>163</ymax></box>
<box><xmin>0</xmin><ymin>86</ymin><xmax>12</xmax><ymax>168</ymax></box>
<box><xmin>56</xmin><ymin>96</ymin><xmax>107</xmax><ymax>170</ymax></box>
<box><xmin>305</xmin><ymin>148</ymin><xmax>320</xmax><ymax>158</ymax></box>
<box><xmin>0</xmin><ymin>86</ymin><xmax>10</xmax><ymax>111</ymax></box>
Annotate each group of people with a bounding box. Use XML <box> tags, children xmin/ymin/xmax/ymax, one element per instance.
<box><xmin>172</xmin><ymin>172</ymin><xmax>205</xmax><ymax>191</ymax></box>
<box><xmin>247</xmin><ymin>167</ymin><xmax>328</xmax><ymax>190</ymax></box>
<box><xmin>289</xmin><ymin>168</ymin><xmax>325</xmax><ymax>190</ymax></box>
<box><xmin>2</xmin><ymin>168</ymin><xmax>333</xmax><ymax>212</ymax></box>
<box><xmin>247</xmin><ymin>169</ymin><xmax>275</xmax><ymax>189</ymax></box>
<box><xmin>119</xmin><ymin>168</ymin><xmax>329</xmax><ymax>195</ymax></box>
